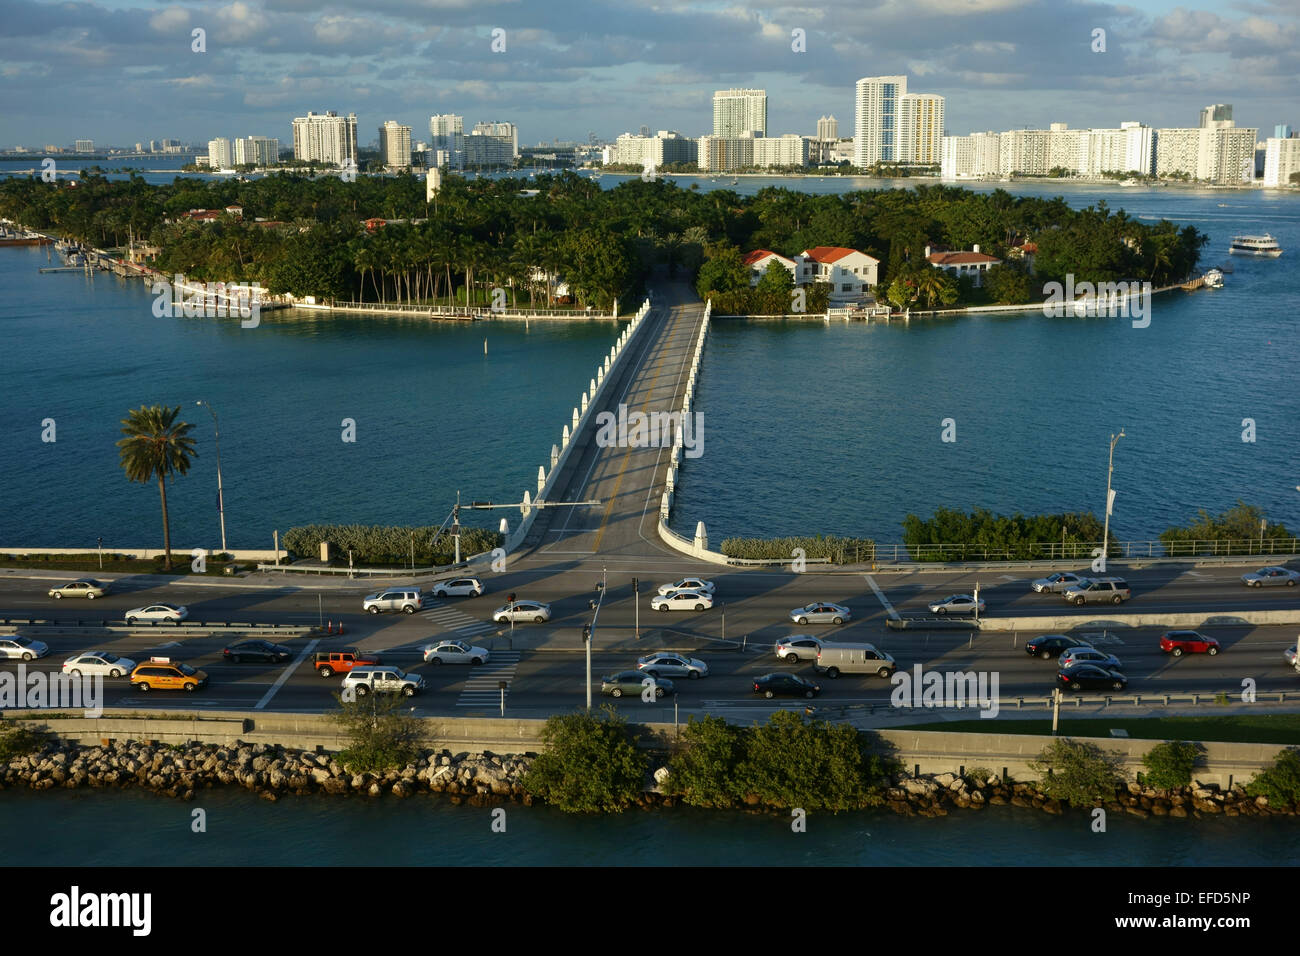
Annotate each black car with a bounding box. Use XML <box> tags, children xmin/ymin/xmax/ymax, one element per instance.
<box><xmin>1026</xmin><ymin>634</ymin><xmax>1089</xmax><ymax>660</ymax></box>
<box><xmin>223</xmin><ymin>640</ymin><xmax>293</xmax><ymax>664</ymax></box>
<box><xmin>753</xmin><ymin>673</ymin><xmax>821</xmax><ymax>699</ymax></box>
<box><xmin>1056</xmin><ymin>664</ymin><xmax>1127</xmax><ymax>692</ymax></box>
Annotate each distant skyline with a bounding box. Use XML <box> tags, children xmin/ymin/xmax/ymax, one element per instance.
<box><xmin>2</xmin><ymin>0</ymin><xmax>1297</xmax><ymax>147</ymax></box>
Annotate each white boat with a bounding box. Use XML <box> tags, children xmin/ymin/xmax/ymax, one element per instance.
<box><xmin>1228</xmin><ymin>234</ymin><xmax>1283</xmax><ymax>257</ymax></box>
<box><xmin>1204</xmin><ymin>268</ymin><xmax>1224</xmax><ymax>288</ymax></box>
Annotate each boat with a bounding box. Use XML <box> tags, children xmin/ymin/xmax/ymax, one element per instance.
<box><xmin>1204</xmin><ymin>268</ymin><xmax>1224</xmax><ymax>288</ymax></box>
<box><xmin>1228</xmin><ymin>234</ymin><xmax>1283</xmax><ymax>257</ymax></box>
<box><xmin>730</xmin><ymin>178</ymin><xmax>738</xmax><ymax>185</ymax></box>
<box><xmin>1217</xmin><ymin>203</ymin><xmax>1228</xmax><ymax>207</ymax></box>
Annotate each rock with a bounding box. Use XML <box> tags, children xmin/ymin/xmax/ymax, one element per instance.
<box><xmin>1169</xmin><ymin>805</ymin><xmax>1188</xmax><ymax>818</ymax></box>
<box><xmin>933</xmin><ymin>772</ymin><xmax>956</xmax><ymax>789</ymax></box>
<box><xmin>1042</xmin><ymin>800</ymin><xmax>1064</xmax><ymax>815</ymax></box>
<box><xmin>367</xmin><ymin>782</ymin><xmax>383</xmax><ymax>797</ymax></box>
<box><xmin>1125</xmin><ymin>805</ymin><xmax>1150</xmax><ymax>818</ymax></box>
<box><xmin>1150</xmin><ymin>803</ymin><xmax>1169</xmax><ymax>816</ymax></box>
<box><xmin>392</xmin><ymin>781</ymin><xmax>411</xmax><ymax>797</ymax></box>
<box><xmin>309</xmin><ymin>768</ymin><xmax>331</xmax><ymax>785</ymax></box>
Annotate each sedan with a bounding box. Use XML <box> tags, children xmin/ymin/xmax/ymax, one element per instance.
<box><xmin>223</xmin><ymin>640</ymin><xmax>293</xmax><ymax>664</ymax></box>
<box><xmin>48</xmin><ymin>578</ymin><xmax>108</xmax><ymax>600</ymax></box>
<box><xmin>1025</xmin><ymin>634</ymin><xmax>1090</xmax><ymax>660</ymax></box>
<box><xmin>650</xmin><ymin>590</ymin><xmax>713</xmax><ymax>612</ymax></box>
<box><xmin>775</xmin><ymin>634</ymin><xmax>822</xmax><ymax>663</ymax></box>
<box><xmin>1030</xmin><ymin>572</ymin><xmax>1088</xmax><ymax>594</ymax></box>
<box><xmin>1241</xmin><ymin>567</ymin><xmax>1300</xmax><ymax>588</ymax></box>
<box><xmin>492</xmin><ymin>601</ymin><xmax>551</xmax><ymax>623</ymax></box>
<box><xmin>636</xmin><ymin>653</ymin><xmax>708</xmax><ymax>679</ymax></box>
<box><xmin>753</xmin><ymin>673</ymin><xmax>822</xmax><ymax>699</ymax></box>
<box><xmin>1159</xmin><ymin>631</ymin><xmax>1220</xmax><ymax>657</ymax></box>
<box><xmin>657</xmin><ymin>578</ymin><xmax>716</xmax><ymax>596</ymax></box>
<box><xmin>430</xmin><ymin>578</ymin><xmax>484</xmax><ymax>598</ymax></box>
<box><xmin>928</xmin><ymin>594</ymin><xmax>985</xmax><ymax>615</ymax></box>
<box><xmin>62</xmin><ymin>651</ymin><xmax>135</xmax><ymax>677</ymax></box>
<box><xmin>125</xmin><ymin>604</ymin><xmax>188</xmax><ymax>625</ymax></box>
<box><xmin>1285</xmin><ymin>645</ymin><xmax>1298</xmax><ymax>669</ymax></box>
<box><xmin>600</xmin><ymin>670</ymin><xmax>675</xmax><ymax>699</ymax></box>
<box><xmin>0</xmin><ymin>636</ymin><xmax>49</xmax><ymax>661</ymax></box>
<box><xmin>1059</xmin><ymin>647</ymin><xmax>1123</xmax><ymax>670</ymax></box>
<box><xmin>788</xmin><ymin>603</ymin><xmax>850</xmax><ymax>625</ymax></box>
<box><xmin>1056</xmin><ymin>664</ymin><xmax>1127</xmax><ymax>692</ymax></box>
<box><xmin>421</xmin><ymin>640</ymin><xmax>490</xmax><ymax>665</ymax></box>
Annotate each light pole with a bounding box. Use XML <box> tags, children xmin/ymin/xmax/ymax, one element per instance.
<box><xmin>585</xmin><ymin>567</ymin><xmax>607</xmax><ymax>711</ymax></box>
<box><xmin>196</xmin><ymin>400</ymin><xmax>227</xmax><ymax>554</ymax></box>
<box><xmin>1101</xmin><ymin>429</ymin><xmax>1125</xmax><ymax>569</ymax></box>
<box><xmin>97</xmin><ymin>536</ymin><xmax>103</xmax><ymax>571</ymax></box>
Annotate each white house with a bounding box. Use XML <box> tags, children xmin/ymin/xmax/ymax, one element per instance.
<box><xmin>925</xmin><ymin>244</ymin><xmax>1001</xmax><ymax>286</ymax></box>
<box><xmin>796</xmin><ymin>246</ymin><xmax>880</xmax><ymax>302</ymax></box>
<box><xmin>741</xmin><ymin>249</ymin><xmax>797</xmax><ymax>285</ymax></box>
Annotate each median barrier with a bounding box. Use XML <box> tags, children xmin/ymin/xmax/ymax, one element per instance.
<box><xmin>977</xmin><ymin>609</ymin><xmax>1300</xmax><ymax>631</ymax></box>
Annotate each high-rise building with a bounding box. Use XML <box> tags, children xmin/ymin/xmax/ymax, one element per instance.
<box><xmin>464</xmin><ymin>121</ymin><xmax>518</xmax><ymax>166</ymax></box>
<box><xmin>697</xmin><ymin>135</ymin><xmax>755</xmax><ymax>172</ymax></box>
<box><xmin>1200</xmin><ymin>104</ymin><xmax>1232</xmax><ymax>127</ymax></box>
<box><xmin>1275</xmin><ymin>124</ymin><xmax>1293</xmax><ymax>139</ymax></box>
<box><xmin>1263</xmin><ymin>136</ymin><xmax>1300</xmax><ymax>187</ymax></box>
<box><xmin>752</xmin><ymin>134</ymin><xmax>808</xmax><ymax>168</ymax></box>
<box><xmin>75</xmin><ymin>139</ymin><xmax>94</xmax><ymax>153</ymax></box>
<box><xmin>208</xmin><ymin>137</ymin><xmax>233</xmax><ymax>169</ymax></box>
<box><xmin>712</xmin><ymin>89</ymin><xmax>767</xmax><ymax>138</ymax></box>
<box><xmin>853</xmin><ymin>75</ymin><xmax>907</xmax><ymax>166</ymax></box>
<box><xmin>429</xmin><ymin>114</ymin><xmax>464</xmax><ymax>169</ymax></box>
<box><xmin>232</xmin><ymin>136</ymin><xmax>279</xmax><ymax>167</ymax></box>
<box><xmin>816</xmin><ymin>115</ymin><xmax>838</xmax><ymax>141</ymax></box>
<box><xmin>639</xmin><ymin>125</ymin><xmax>651</xmax><ymax>138</ymax></box>
<box><xmin>378</xmin><ymin>121</ymin><xmax>412</xmax><ymax>169</ymax></box>
<box><xmin>1156</xmin><ymin>124</ymin><xmax>1256</xmax><ymax>183</ymax></box>
<box><xmin>940</xmin><ymin>132</ymin><xmax>1001</xmax><ymax>179</ymax></box>
<box><xmin>291</xmin><ymin>111</ymin><xmax>358</xmax><ymax>167</ymax></box>
<box><xmin>134</xmin><ymin>142</ymin><xmax>143</xmax><ymax>153</ymax></box>
<box><xmin>898</xmin><ymin>93</ymin><xmax>945</xmax><ymax>165</ymax></box>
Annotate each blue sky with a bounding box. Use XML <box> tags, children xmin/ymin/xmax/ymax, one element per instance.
<box><xmin>1</xmin><ymin>0</ymin><xmax>1297</xmax><ymax>148</ymax></box>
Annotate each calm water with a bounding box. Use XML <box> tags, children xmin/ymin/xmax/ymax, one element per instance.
<box><xmin>2</xmin><ymin>787</ymin><xmax>1296</xmax><ymax>866</ymax></box>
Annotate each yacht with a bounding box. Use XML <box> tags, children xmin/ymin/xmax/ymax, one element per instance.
<box><xmin>1229</xmin><ymin>235</ymin><xmax>1283</xmax><ymax>257</ymax></box>
<box><xmin>1204</xmin><ymin>268</ymin><xmax>1224</xmax><ymax>288</ymax></box>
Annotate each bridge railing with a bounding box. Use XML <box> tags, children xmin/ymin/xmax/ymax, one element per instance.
<box><xmin>869</xmin><ymin>539</ymin><xmax>1300</xmax><ymax>563</ymax></box>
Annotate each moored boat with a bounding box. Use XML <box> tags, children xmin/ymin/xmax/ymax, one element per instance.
<box><xmin>1204</xmin><ymin>268</ymin><xmax>1224</xmax><ymax>288</ymax></box>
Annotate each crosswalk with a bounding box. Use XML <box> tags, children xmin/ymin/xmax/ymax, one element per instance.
<box><xmin>456</xmin><ymin>651</ymin><xmax>522</xmax><ymax>708</ymax></box>
<box><xmin>423</xmin><ymin>601</ymin><xmax>497</xmax><ymax>641</ymax></box>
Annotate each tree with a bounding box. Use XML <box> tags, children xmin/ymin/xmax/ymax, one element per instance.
<box><xmin>1140</xmin><ymin>740</ymin><xmax>1200</xmax><ymax>790</ymax></box>
<box><xmin>754</xmin><ymin>259</ymin><xmax>795</xmax><ymax>314</ymax></box>
<box><xmin>669</xmin><ymin>715</ymin><xmax>746</xmax><ymax>807</ymax></box>
<box><xmin>1029</xmin><ymin>738</ymin><xmax>1127</xmax><ymax>807</ymax></box>
<box><xmin>330</xmin><ymin>692</ymin><xmax>424</xmax><ymax>772</ymax></box>
<box><xmin>885</xmin><ymin>276</ymin><xmax>918</xmax><ymax>311</ymax></box>
<box><xmin>522</xmin><ymin>707</ymin><xmax>646</xmax><ymax>812</ymax></box>
<box><xmin>116</xmin><ymin>405</ymin><xmax>197</xmax><ymax>571</ymax></box>
<box><xmin>1245</xmin><ymin>748</ymin><xmax>1300</xmax><ymax>807</ymax></box>
<box><xmin>983</xmin><ymin>262</ymin><xmax>1032</xmax><ymax>304</ymax></box>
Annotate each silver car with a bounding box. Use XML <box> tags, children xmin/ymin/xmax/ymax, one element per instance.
<box><xmin>0</xmin><ymin>635</ymin><xmax>49</xmax><ymax>660</ymax></box>
<box><xmin>421</xmin><ymin>640</ymin><xmax>490</xmax><ymax>665</ymax></box>
<box><xmin>788</xmin><ymin>602</ymin><xmax>850</xmax><ymax>625</ymax></box>
<box><xmin>124</xmin><ymin>604</ymin><xmax>188</xmax><ymax>624</ymax></box>
<box><xmin>48</xmin><ymin>578</ymin><xmax>109</xmax><ymax>599</ymax></box>
<box><xmin>1241</xmin><ymin>567</ymin><xmax>1300</xmax><ymax>588</ymax></box>
<box><xmin>1284</xmin><ymin>645</ymin><xmax>1298</xmax><ymax>669</ymax></box>
<box><xmin>1031</xmin><ymin>572</ymin><xmax>1088</xmax><ymax>594</ymax></box>
<box><xmin>775</xmin><ymin>634</ymin><xmax>823</xmax><ymax>663</ymax></box>
<box><xmin>1059</xmin><ymin>646</ymin><xmax>1123</xmax><ymax>670</ymax></box>
<box><xmin>636</xmin><ymin>653</ymin><xmax>709</xmax><ymax>679</ymax></box>
<box><xmin>493</xmin><ymin>601</ymin><xmax>551</xmax><ymax>623</ymax></box>
<box><xmin>928</xmin><ymin>594</ymin><xmax>985</xmax><ymax>615</ymax></box>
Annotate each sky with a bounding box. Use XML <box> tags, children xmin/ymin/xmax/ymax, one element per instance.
<box><xmin>1</xmin><ymin>0</ymin><xmax>1297</xmax><ymax>149</ymax></box>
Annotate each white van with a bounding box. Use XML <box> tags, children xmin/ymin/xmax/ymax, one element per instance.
<box><xmin>814</xmin><ymin>643</ymin><xmax>896</xmax><ymax>679</ymax></box>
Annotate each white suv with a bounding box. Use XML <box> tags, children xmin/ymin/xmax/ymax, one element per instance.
<box><xmin>341</xmin><ymin>667</ymin><xmax>426</xmax><ymax>697</ymax></box>
<box><xmin>362</xmin><ymin>589</ymin><xmax>424</xmax><ymax>614</ymax></box>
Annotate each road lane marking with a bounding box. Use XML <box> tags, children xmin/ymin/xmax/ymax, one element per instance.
<box><xmin>456</xmin><ymin>651</ymin><xmax>522</xmax><ymax>706</ymax></box>
<box><xmin>863</xmin><ymin>574</ymin><xmax>900</xmax><ymax>620</ymax></box>
<box><xmin>255</xmin><ymin>638</ymin><xmax>317</xmax><ymax>710</ymax></box>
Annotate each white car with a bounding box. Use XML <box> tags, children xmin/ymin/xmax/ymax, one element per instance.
<box><xmin>62</xmin><ymin>651</ymin><xmax>136</xmax><ymax>677</ymax></box>
<box><xmin>775</xmin><ymin>634</ymin><xmax>823</xmax><ymax>663</ymax></box>
<box><xmin>430</xmin><ymin>578</ymin><xmax>484</xmax><ymax>598</ymax></box>
<box><xmin>493</xmin><ymin>601</ymin><xmax>551</xmax><ymax>624</ymax></box>
<box><xmin>636</xmin><ymin>653</ymin><xmax>709</xmax><ymax>679</ymax></box>
<box><xmin>125</xmin><ymin>604</ymin><xmax>188</xmax><ymax>625</ymax></box>
<box><xmin>0</xmin><ymin>635</ymin><xmax>48</xmax><ymax>660</ymax></box>
<box><xmin>421</xmin><ymin>640</ymin><xmax>490</xmax><ymax>665</ymax></box>
<box><xmin>656</xmin><ymin>578</ymin><xmax>716</xmax><ymax>597</ymax></box>
<box><xmin>650</xmin><ymin>590</ymin><xmax>714</xmax><ymax>612</ymax></box>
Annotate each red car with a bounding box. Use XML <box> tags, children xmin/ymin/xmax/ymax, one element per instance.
<box><xmin>1159</xmin><ymin>631</ymin><xmax>1220</xmax><ymax>657</ymax></box>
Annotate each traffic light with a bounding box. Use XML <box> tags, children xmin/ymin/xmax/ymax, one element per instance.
<box><xmin>582</xmin><ymin>625</ymin><xmax>591</xmax><ymax>643</ymax></box>
<box><xmin>632</xmin><ymin>577</ymin><xmax>638</xmax><ymax>592</ymax></box>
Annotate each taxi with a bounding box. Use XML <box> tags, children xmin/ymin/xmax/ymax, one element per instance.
<box><xmin>128</xmin><ymin>657</ymin><xmax>209</xmax><ymax>692</ymax></box>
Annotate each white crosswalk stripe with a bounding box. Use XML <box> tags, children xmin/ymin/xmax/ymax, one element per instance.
<box><xmin>456</xmin><ymin>651</ymin><xmax>522</xmax><ymax>707</ymax></box>
<box><xmin>423</xmin><ymin>601</ymin><xmax>497</xmax><ymax>641</ymax></box>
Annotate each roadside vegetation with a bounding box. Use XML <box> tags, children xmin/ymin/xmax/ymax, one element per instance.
<box><xmin>1159</xmin><ymin>501</ymin><xmax>1294</xmax><ymax>555</ymax></box>
<box><xmin>718</xmin><ymin>534</ymin><xmax>874</xmax><ymax>564</ymax></box>
<box><xmin>1139</xmin><ymin>740</ymin><xmax>1202</xmax><ymax>789</ymax></box>
<box><xmin>282</xmin><ymin>524</ymin><xmax>502</xmax><ymax>566</ymax></box>
<box><xmin>1028</xmin><ymin>738</ymin><xmax>1129</xmax><ymax>807</ymax></box>
<box><xmin>0</xmin><ymin>552</ymin><xmax>249</xmax><ymax>575</ymax></box>
<box><xmin>0</xmin><ymin>722</ymin><xmax>51</xmax><ymax>761</ymax></box>
<box><xmin>893</xmin><ymin>716</ymin><xmax>1300</xmax><ymax>746</ymax></box>
<box><xmin>902</xmin><ymin>508</ymin><xmax>1105</xmax><ymax>561</ymax></box>
<box><xmin>1245</xmin><ymin>748</ymin><xmax>1300</xmax><ymax>807</ymax></box>
<box><xmin>329</xmin><ymin>693</ymin><xmax>424</xmax><ymax>773</ymax></box>
<box><xmin>521</xmin><ymin>708</ymin><xmax>647</xmax><ymax>813</ymax></box>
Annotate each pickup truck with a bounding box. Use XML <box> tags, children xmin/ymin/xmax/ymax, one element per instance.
<box><xmin>314</xmin><ymin>648</ymin><xmax>382</xmax><ymax>678</ymax></box>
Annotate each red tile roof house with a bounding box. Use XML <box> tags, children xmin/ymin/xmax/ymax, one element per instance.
<box><xmin>796</xmin><ymin>246</ymin><xmax>880</xmax><ymax>303</ymax></box>
<box><xmin>925</xmin><ymin>244</ymin><xmax>1002</xmax><ymax>286</ymax></box>
<box><xmin>742</xmin><ymin>249</ymin><xmax>798</xmax><ymax>285</ymax></box>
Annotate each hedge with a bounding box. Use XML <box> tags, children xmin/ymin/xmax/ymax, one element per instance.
<box><xmin>282</xmin><ymin>524</ymin><xmax>503</xmax><ymax>565</ymax></box>
<box><xmin>718</xmin><ymin>535</ymin><xmax>875</xmax><ymax>564</ymax></box>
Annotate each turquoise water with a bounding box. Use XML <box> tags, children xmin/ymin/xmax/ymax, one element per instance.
<box><xmin>2</xmin><ymin>787</ymin><xmax>1295</xmax><ymax>866</ymax></box>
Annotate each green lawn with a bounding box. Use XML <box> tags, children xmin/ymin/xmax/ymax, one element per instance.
<box><xmin>893</xmin><ymin>714</ymin><xmax>1300</xmax><ymax>745</ymax></box>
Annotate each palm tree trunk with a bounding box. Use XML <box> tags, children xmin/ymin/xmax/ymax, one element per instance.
<box><xmin>158</xmin><ymin>474</ymin><xmax>172</xmax><ymax>571</ymax></box>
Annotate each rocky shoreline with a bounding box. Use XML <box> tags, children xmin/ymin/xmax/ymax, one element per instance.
<box><xmin>2</xmin><ymin>740</ymin><xmax>1294</xmax><ymax>818</ymax></box>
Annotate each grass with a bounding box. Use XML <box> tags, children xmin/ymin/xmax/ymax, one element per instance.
<box><xmin>893</xmin><ymin>714</ymin><xmax>1300</xmax><ymax>745</ymax></box>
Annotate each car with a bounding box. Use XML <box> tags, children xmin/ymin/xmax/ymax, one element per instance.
<box><xmin>650</xmin><ymin>590</ymin><xmax>713</xmax><ymax>612</ymax></box>
<box><xmin>753</xmin><ymin>673</ymin><xmax>822</xmax><ymax>699</ymax></box>
<box><xmin>656</xmin><ymin>577</ymin><xmax>716</xmax><ymax>596</ymax></box>
<box><xmin>362</xmin><ymin>589</ymin><xmax>424</xmax><ymax>614</ymax></box>
<box><xmin>1058</xmin><ymin>646</ymin><xmax>1123</xmax><ymax>670</ymax></box>
<box><xmin>928</xmin><ymin>594</ymin><xmax>985</xmax><ymax>615</ymax></box>
<box><xmin>421</xmin><ymin>640</ymin><xmax>490</xmax><ymax>665</ymax></box>
<box><xmin>636</xmin><ymin>653</ymin><xmax>709</xmax><ymax>679</ymax></box>
<box><xmin>430</xmin><ymin>578</ymin><xmax>484</xmax><ymax>598</ymax></box>
<box><xmin>1241</xmin><ymin>567</ymin><xmax>1300</xmax><ymax>588</ymax></box>
<box><xmin>600</xmin><ymin>670</ymin><xmax>675</xmax><ymax>699</ymax></box>
<box><xmin>124</xmin><ymin>604</ymin><xmax>188</xmax><ymax>625</ymax></box>
<box><xmin>775</xmin><ymin>634</ymin><xmax>822</xmax><ymax>663</ymax></box>
<box><xmin>1159</xmin><ymin>630</ymin><xmax>1220</xmax><ymax>657</ymax></box>
<box><xmin>493</xmin><ymin>601</ymin><xmax>552</xmax><ymax>623</ymax></box>
<box><xmin>1061</xmin><ymin>578</ymin><xmax>1130</xmax><ymax>606</ymax></box>
<box><xmin>1030</xmin><ymin>572</ymin><xmax>1088</xmax><ymax>594</ymax></box>
<box><xmin>1056</xmin><ymin>663</ymin><xmax>1127</xmax><ymax>692</ymax></box>
<box><xmin>48</xmin><ymin>578</ymin><xmax>108</xmax><ymax>600</ymax></box>
<box><xmin>1025</xmin><ymin>634</ymin><xmax>1091</xmax><ymax>660</ymax></box>
<box><xmin>788</xmin><ymin>602</ymin><xmax>850</xmax><ymax>625</ymax></box>
<box><xmin>223</xmin><ymin>640</ymin><xmax>293</xmax><ymax>663</ymax></box>
<box><xmin>129</xmin><ymin>657</ymin><xmax>208</xmax><ymax>692</ymax></box>
<box><xmin>314</xmin><ymin>648</ymin><xmax>382</xmax><ymax>677</ymax></box>
<box><xmin>0</xmin><ymin>636</ymin><xmax>49</xmax><ymax>660</ymax></box>
<box><xmin>61</xmin><ymin>651</ymin><xmax>135</xmax><ymax>677</ymax></box>
<box><xmin>1284</xmin><ymin>645</ymin><xmax>1298</xmax><ymax>669</ymax></box>
<box><xmin>341</xmin><ymin>667</ymin><xmax>425</xmax><ymax>697</ymax></box>
<box><xmin>815</xmin><ymin>643</ymin><xmax>895</xmax><ymax>678</ymax></box>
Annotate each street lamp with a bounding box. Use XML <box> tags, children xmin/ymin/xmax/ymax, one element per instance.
<box><xmin>1101</xmin><ymin>429</ymin><xmax>1125</xmax><ymax>569</ymax></box>
<box><xmin>195</xmin><ymin>400</ymin><xmax>227</xmax><ymax>554</ymax></box>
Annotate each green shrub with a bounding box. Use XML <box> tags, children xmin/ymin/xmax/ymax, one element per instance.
<box><xmin>0</xmin><ymin>722</ymin><xmax>50</xmax><ymax>761</ymax></box>
<box><xmin>1140</xmin><ymin>740</ymin><xmax>1200</xmax><ymax>789</ymax></box>
<box><xmin>718</xmin><ymin>535</ymin><xmax>874</xmax><ymax>564</ymax></box>
<box><xmin>965</xmin><ymin>766</ymin><xmax>993</xmax><ymax>784</ymax></box>
<box><xmin>902</xmin><ymin>508</ymin><xmax>1104</xmax><ymax>561</ymax></box>
<box><xmin>668</xmin><ymin>715</ymin><xmax>746</xmax><ymax>807</ymax></box>
<box><xmin>1028</xmin><ymin>738</ymin><xmax>1127</xmax><ymax>807</ymax></box>
<box><xmin>329</xmin><ymin>693</ymin><xmax>424</xmax><ymax>773</ymax></box>
<box><xmin>1245</xmin><ymin>748</ymin><xmax>1300</xmax><ymax>807</ymax></box>
<box><xmin>282</xmin><ymin>523</ymin><xmax>503</xmax><ymax>566</ymax></box>
<box><xmin>522</xmin><ymin>707</ymin><xmax>646</xmax><ymax>813</ymax></box>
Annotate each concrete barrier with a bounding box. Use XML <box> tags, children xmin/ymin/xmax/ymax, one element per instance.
<box><xmin>1</xmin><ymin>547</ymin><xmax>279</xmax><ymax>560</ymax></box>
<box><xmin>978</xmin><ymin>609</ymin><xmax>1300</xmax><ymax>631</ymax></box>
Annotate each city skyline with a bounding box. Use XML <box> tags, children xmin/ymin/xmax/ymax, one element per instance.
<box><xmin>2</xmin><ymin>0</ymin><xmax>1297</xmax><ymax>148</ymax></box>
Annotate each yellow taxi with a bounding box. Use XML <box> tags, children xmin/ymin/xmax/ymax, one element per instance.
<box><xmin>128</xmin><ymin>657</ymin><xmax>209</xmax><ymax>692</ymax></box>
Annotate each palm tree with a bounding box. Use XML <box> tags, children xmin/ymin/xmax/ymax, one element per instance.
<box><xmin>116</xmin><ymin>406</ymin><xmax>198</xmax><ymax>571</ymax></box>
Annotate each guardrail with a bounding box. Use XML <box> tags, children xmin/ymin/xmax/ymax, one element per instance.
<box><xmin>0</xmin><ymin>618</ymin><xmax>318</xmax><ymax>637</ymax></box>
<box><xmin>254</xmin><ymin>561</ymin><xmax>462</xmax><ymax>576</ymax></box>
<box><xmin>809</xmin><ymin>690</ymin><xmax>1298</xmax><ymax>719</ymax></box>
<box><xmin>887</xmin><ymin>616</ymin><xmax>980</xmax><ymax>630</ymax></box>
<box><xmin>872</xmin><ymin>539</ymin><xmax>1300</xmax><ymax>563</ymax></box>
